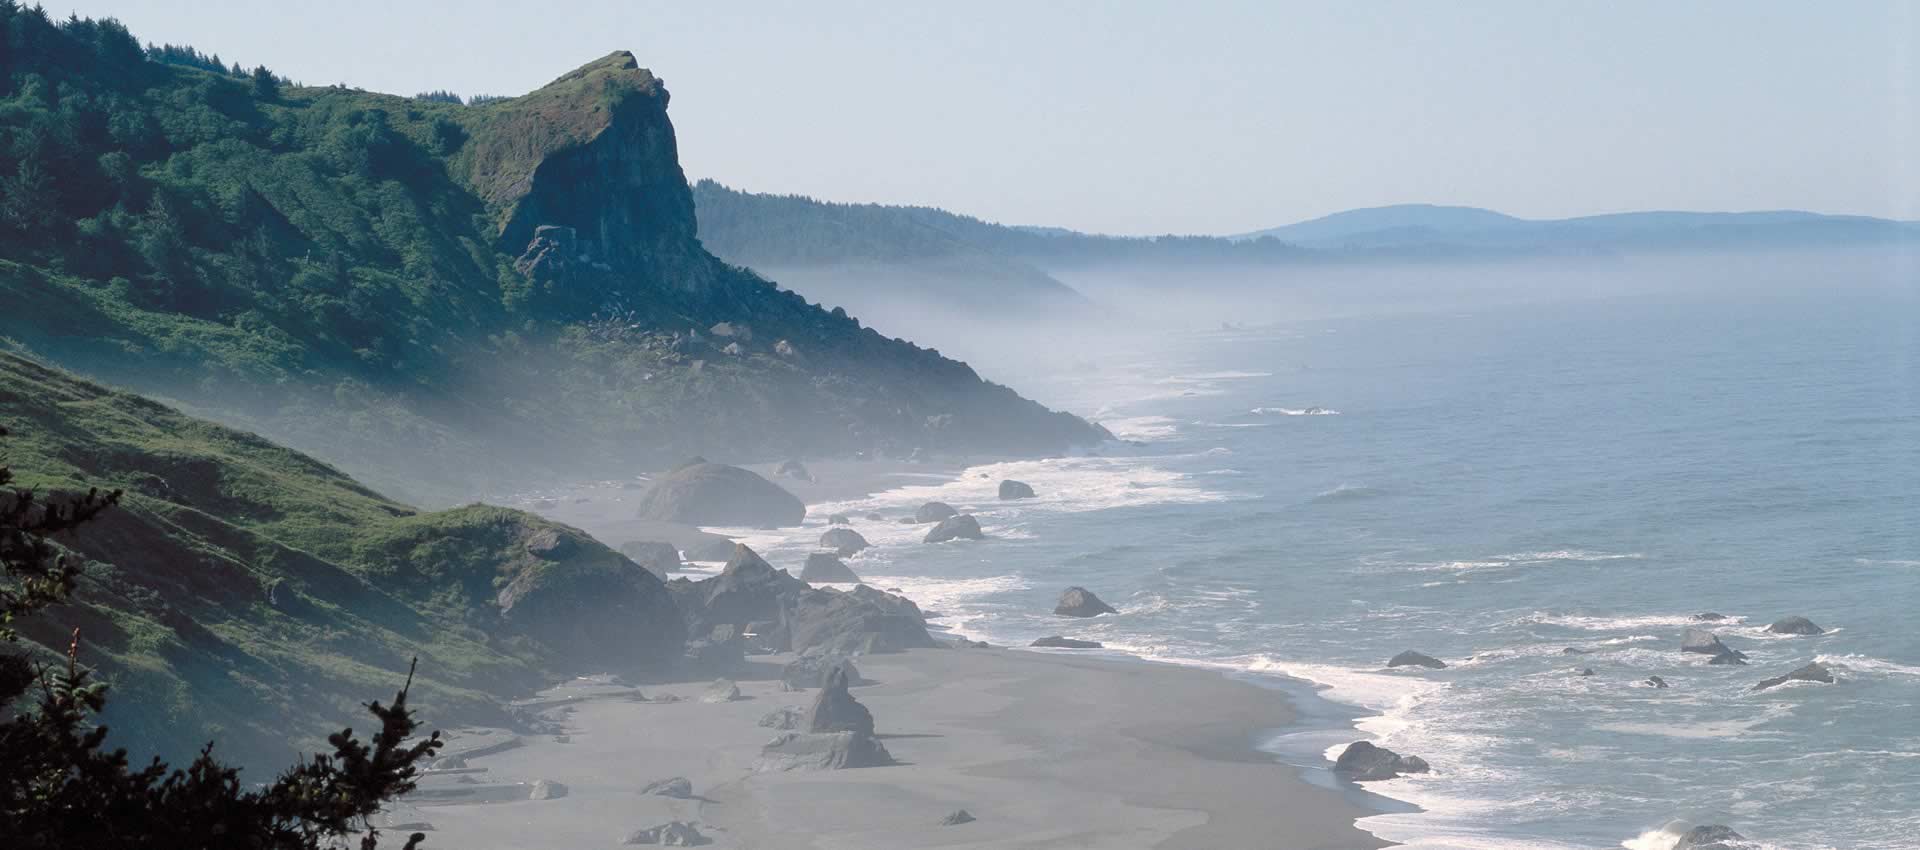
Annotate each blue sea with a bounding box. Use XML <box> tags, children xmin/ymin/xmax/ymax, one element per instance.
<box><xmin>727</xmin><ymin>280</ymin><xmax>1920</xmax><ymax>849</ymax></box>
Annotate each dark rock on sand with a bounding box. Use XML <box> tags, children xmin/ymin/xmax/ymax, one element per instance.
<box><xmin>999</xmin><ymin>479</ymin><xmax>1036</xmax><ymax>500</ymax></box>
<box><xmin>1765</xmin><ymin>615</ymin><xmax>1824</xmax><ymax>636</ymax></box>
<box><xmin>1054</xmin><ymin>586</ymin><xmax>1119</xmax><ymax>617</ymax></box>
<box><xmin>1333</xmin><ymin>741</ymin><xmax>1429</xmax><ymax>781</ymax></box>
<box><xmin>941</xmin><ymin>809</ymin><xmax>977</xmax><ymax>826</ymax></box>
<box><xmin>776</xmin><ymin>459</ymin><xmax>813</xmax><ymax>482</ymax></box>
<box><xmin>819</xmin><ymin>527</ymin><xmax>871</xmax><ymax>556</ymax></box>
<box><xmin>782</xmin><ymin>651</ymin><xmax>863</xmax><ymax>690</ymax></box>
<box><xmin>1032</xmin><ymin>636</ymin><xmax>1102</xmax><ymax>649</ymax></box>
<box><xmin>620</xmin><ymin>540</ymin><xmax>683</xmax><ymax>575</ymax></box>
<box><xmin>1388</xmin><ymin>650</ymin><xmax>1447</xmax><ymax>669</ymax></box>
<box><xmin>800</xmin><ymin>552</ymin><xmax>861</xmax><ymax>583</ymax></box>
<box><xmin>755</xmin><ymin>731</ymin><xmax>893</xmax><ymax>771</ymax></box>
<box><xmin>636</xmin><ymin>462</ymin><xmax>805</xmax><ymax>527</ymax></box>
<box><xmin>759</xmin><ymin>706</ymin><xmax>803</xmax><ymax>730</ymax></box>
<box><xmin>923</xmin><ymin>514</ymin><xmax>983</xmax><ymax>543</ymax></box>
<box><xmin>1676</xmin><ymin>825</ymin><xmax>1748</xmax><ymax>849</ymax></box>
<box><xmin>1753</xmin><ymin>661</ymin><xmax>1835</xmax><ymax>692</ymax></box>
<box><xmin>623</xmin><ymin>821</ymin><xmax>708</xmax><ymax>846</ymax></box>
<box><xmin>698</xmin><ymin>679</ymin><xmax>741</xmax><ymax>703</ymax></box>
<box><xmin>804</xmin><ymin>665</ymin><xmax>875</xmax><ymax>736</ymax></box>
<box><xmin>1680</xmin><ymin>629</ymin><xmax>1748</xmax><ymax>665</ymax></box>
<box><xmin>1646</xmin><ymin>675</ymin><xmax>1670</xmax><ymax>689</ymax></box>
<box><xmin>675</xmin><ymin>545</ymin><xmax>807</xmax><ymax>646</ymax></box>
<box><xmin>528</xmin><ymin>779</ymin><xmax>568</xmax><ymax>800</ymax></box>
<box><xmin>828</xmin><ymin>513</ymin><xmax>851</xmax><ymax>525</ymax></box>
<box><xmin>786</xmin><ymin>585</ymin><xmax>937</xmax><ymax>655</ymax></box>
<box><xmin>640</xmin><ymin>776</ymin><xmax>693</xmax><ymax>798</ymax></box>
<box><xmin>914</xmin><ymin>501</ymin><xmax>959</xmax><ymax>523</ymax></box>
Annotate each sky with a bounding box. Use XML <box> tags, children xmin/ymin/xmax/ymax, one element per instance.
<box><xmin>57</xmin><ymin>1</ymin><xmax>1920</xmax><ymax>236</ymax></box>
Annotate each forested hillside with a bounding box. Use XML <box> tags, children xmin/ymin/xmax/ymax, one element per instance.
<box><xmin>0</xmin><ymin>9</ymin><xmax>1104</xmax><ymax>502</ymax></box>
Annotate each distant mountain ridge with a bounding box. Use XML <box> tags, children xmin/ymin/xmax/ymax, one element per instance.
<box><xmin>1233</xmin><ymin>203</ymin><xmax>1918</xmax><ymax>251</ymax></box>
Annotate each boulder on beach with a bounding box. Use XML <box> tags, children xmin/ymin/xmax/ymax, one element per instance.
<box><xmin>699</xmin><ymin>679</ymin><xmax>741</xmax><ymax>703</ymax></box>
<box><xmin>1054</xmin><ymin>586</ymin><xmax>1119</xmax><ymax>617</ymax></box>
<box><xmin>1333</xmin><ymin>741</ymin><xmax>1429</xmax><ymax>781</ymax></box>
<box><xmin>819</xmin><ymin>527</ymin><xmax>871</xmax><ymax>556</ymax></box>
<box><xmin>776</xmin><ymin>459</ymin><xmax>814</xmax><ymax>482</ymax></box>
<box><xmin>781</xmin><ymin>651</ymin><xmax>863</xmax><ymax>690</ymax></box>
<box><xmin>804</xmin><ymin>665</ymin><xmax>875</xmax><ymax>736</ymax></box>
<box><xmin>941</xmin><ymin>809</ymin><xmax>977</xmax><ymax>826</ymax></box>
<box><xmin>1675</xmin><ymin>825</ymin><xmax>1749</xmax><ymax>849</ymax></box>
<box><xmin>619</xmin><ymin>540</ymin><xmax>683</xmax><ymax>576</ymax></box>
<box><xmin>1765</xmin><ymin>615</ymin><xmax>1824</xmax><ymax>636</ymax></box>
<box><xmin>1680</xmin><ymin>629</ymin><xmax>1748</xmax><ymax>665</ymax></box>
<box><xmin>786</xmin><ymin>585</ymin><xmax>937</xmax><ymax>655</ymax></box>
<box><xmin>758</xmin><ymin>706</ymin><xmax>804</xmax><ymax>730</ymax></box>
<box><xmin>998</xmin><ymin>479</ymin><xmax>1036</xmax><ymax>500</ymax></box>
<box><xmin>528</xmin><ymin>779</ymin><xmax>568</xmax><ymax>800</ymax></box>
<box><xmin>636</xmin><ymin>462</ymin><xmax>805</xmax><ymax>527</ymax></box>
<box><xmin>923</xmin><ymin>514</ymin><xmax>983</xmax><ymax>543</ymax></box>
<box><xmin>1387</xmin><ymin>650</ymin><xmax>1447</xmax><ymax>669</ymax></box>
<box><xmin>674</xmin><ymin>545</ymin><xmax>808</xmax><ymax>646</ymax></box>
<box><xmin>640</xmin><ymin>777</ymin><xmax>693</xmax><ymax>799</ymax></box>
<box><xmin>1031</xmin><ymin>636</ymin><xmax>1102</xmax><ymax>649</ymax></box>
<box><xmin>914</xmin><ymin>501</ymin><xmax>959</xmax><ymax>523</ymax></box>
<box><xmin>494</xmin><ymin>524</ymin><xmax>686</xmax><ymax>673</ymax></box>
<box><xmin>1753</xmin><ymin>661</ymin><xmax>1835</xmax><ymax>692</ymax></box>
<box><xmin>1646</xmin><ymin>675</ymin><xmax>1670</xmax><ymax>689</ymax></box>
<box><xmin>755</xmin><ymin>730</ymin><xmax>893</xmax><ymax>772</ymax></box>
<box><xmin>622</xmin><ymin>821</ymin><xmax>708</xmax><ymax>846</ymax></box>
<box><xmin>800</xmin><ymin>552</ymin><xmax>862</xmax><ymax>583</ymax></box>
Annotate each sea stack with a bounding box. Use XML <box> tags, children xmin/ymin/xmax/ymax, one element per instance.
<box><xmin>1054</xmin><ymin>586</ymin><xmax>1119</xmax><ymax>617</ymax></box>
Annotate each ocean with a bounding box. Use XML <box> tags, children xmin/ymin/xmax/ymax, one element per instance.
<box><xmin>721</xmin><ymin>284</ymin><xmax>1919</xmax><ymax>849</ymax></box>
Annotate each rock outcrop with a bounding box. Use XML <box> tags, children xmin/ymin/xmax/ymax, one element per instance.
<box><xmin>803</xmin><ymin>665</ymin><xmax>875</xmax><ymax>736</ymax></box>
<box><xmin>786</xmin><ymin>585</ymin><xmax>938</xmax><ymax>655</ymax></box>
<box><xmin>640</xmin><ymin>777</ymin><xmax>693</xmax><ymax>798</ymax></box>
<box><xmin>776</xmin><ymin>459</ymin><xmax>813</xmax><ymax>482</ymax></box>
<box><xmin>635</xmin><ymin>463</ymin><xmax>805</xmax><ymax>527</ymax></box>
<box><xmin>914</xmin><ymin>501</ymin><xmax>959</xmax><ymax>524</ymax></box>
<box><xmin>1765</xmin><ymin>616</ymin><xmax>1824</xmax><ymax>636</ymax></box>
<box><xmin>781</xmin><ymin>651</ymin><xmax>863</xmax><ymax>690</ymax></box>
<box><xmin>529</xmin><ymin>779</ymin><xmax>569</xmax><ymax>800</ymax></box>
<box><xmin>998</xmin><ymin>480</ymin><xmax>1036</xmax><ymax>500</ymax></box>
<box><xmin>619</xmin><ymin>540</ymin><xmax>683</xmax><ymax>576</ymax></box>
<box><xmin>1333</xmin><ymin>741</ymin><xmax>1430</xmax><ymax>781</ymax></box>
<box><xmin>1752</xmin><ymin>661</ymin><xmax>1835</xmax><ymax>692</ymax></box>
<box><xmin>819</xmin><ymin>527</ymin><xmax>870</xmax><ymax>556</ymax></box>
<box><xmin>494</xmin><ymin>522</ymin><xmax>686</xmax><ymax>672</ymax></box>
<box><xmin>923</xmin><ymin>514</ymin><xmax>983</xmax><ymax>543</ymax></box>
<box><xmin>755</xmin><ymin>731</ymin><xmax>893</xmax><ymax>772</ymax></box>
<box><xmin>699</xmin><ymin>679</ymin><xmax>741</xmax><ymax>703</ymax></box>
<box><xmin>799</xmin><ymin>552</ymin><xmax>861</xmax><ymax>583</ymax></box>
<box><xmin>1054</xmin><ymin>586</ymin><xmax>1118</xmax><ymax>617</ymax></box>
<box><xmin>941</xmin><ymin>810</ymin><xmax>976</xmax><ymax>826</ymax></box>
<box><xmin>673</xmin><ymin>545</ymin><xmax>807</xmax><ymax>646</ymax></box>
<box><xmin>1680</xmin><ymin>629</ymin><xmax>1748</xmax><ymax>665</ymax></box>
<box><xmin>1031</xmin><ymin>636</ymin><xmax>1102</xmax><ymax>649</ymax></box>
<box><xmin>1675</xmin><ymin>825</ymin><xmax>1749</xmax><ymax>849</ymax></box>
<box><xmin>622</xmin><ymin>821</ymin><xmax>707</xmax><ymax>846</ymax></box>
<box><xmin>1387</xmin><ymin>650</ymin><xmax>1447</xmax><ymax>669</ymax></box>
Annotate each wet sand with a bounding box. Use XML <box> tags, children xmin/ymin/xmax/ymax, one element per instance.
<box><xmin>401</xmin><ymin>648</ymin><xmax>1388</xmax><ymax>849</ymax></box>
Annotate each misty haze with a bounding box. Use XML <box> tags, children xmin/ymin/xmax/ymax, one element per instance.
<box><xmin>1</xmin><ymin>4</ymin><xmax>1916</xmax><ymax>850</ymax></box>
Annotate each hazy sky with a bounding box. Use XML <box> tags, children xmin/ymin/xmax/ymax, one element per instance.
<box><xmin>59</xmin><ymin>1</ymin><xmax>1920</xmax><ymax>235</ymax></box>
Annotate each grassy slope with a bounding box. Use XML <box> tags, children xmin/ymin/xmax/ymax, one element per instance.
<box><xmin>0</xmin><ymin>352</ymin><xmax>647</xmax><ymax>770</ymax></box>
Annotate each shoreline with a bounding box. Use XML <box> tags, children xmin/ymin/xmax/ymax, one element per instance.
<box><xmin>494</xmin><ymin>453</ymin><xmax>1417</xmax><ymax>847</ymax></box>
<box><xmin>399</xmin><ymin>647</ymin><xmax>1394</xmax><ymax>849</ymax></box>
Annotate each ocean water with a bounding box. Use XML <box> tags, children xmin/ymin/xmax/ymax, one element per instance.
<box><xmin>723</xmin><ymin>287</ymin><xmax>1920</xmax><ymax>850</ymax></box>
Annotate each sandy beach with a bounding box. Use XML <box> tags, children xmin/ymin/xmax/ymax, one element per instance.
<box><xmin>399</xmin><ymin>648</ymin><xmax>1389</xmax><ymax>849</ymax></box>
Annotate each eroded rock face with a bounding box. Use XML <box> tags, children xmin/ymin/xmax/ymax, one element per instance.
<box><xmin>1753</xmin><ymin>661</ymin><xmax>1835</xmax><ymax>692</ymax></box>
<box><xmin>819</xmin><ymin>527</ymin><xmax>870</xmax><ymax>556</ymax></box>
<box><xmin>799</xmin><ymin>552</ymin><xmax>861</xmax><ymax>583</ymax></box>
<box><xmin>923</xmin><ymin>514</ymin><xmax>982</xmax><ymax>543</ymax></box>
<box><xmin>635</xmin><ymin>463</ymin><xmax>805</xmax><ymax>527</ymax></box>
<box><xmin>1388</xmin><ymin>650</ymin><xmax>1447</xmax><ymax>669</ymax></box>
<box><xmin>998</xmin><ymin>480</ymin><xmax>1036</xmax><ymax>500</ymax></box>
<box><xmin>754</xmin><ymin>731</ymin><xmax>893</xmax><ymax>772</ymax></box>
<box><xmin>1333</xmin><ymin>741</ymin><xmax>1428</xmax><ymax>781</ymax></box>
<box><xmin>803</xmin><ymin>665</ymin><xmax>875</xmax><ymax>737</ymax></box>
<box><xmin>495</xmin><ymin>523</ymin><xmax>685</xmax><ymax>672</ymax></box>
<box><xmin>1765</xmin><ymin>616</ymin><xmax>1824</xmax><ymax>636</ymax></box>
<box><xmin>1054</xmin><ymin>586</ymin><xmax>1118</xmax><ymax>617</ymax></box>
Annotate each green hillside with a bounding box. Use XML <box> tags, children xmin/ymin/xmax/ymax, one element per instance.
<box><xmin>0</xmin><ymin>351</ymin><xmax>682</xmax><ymax>770</ymax></box>
<box><xmin>0</xmin><ymin>10</ymin><xmax>1104</xmax><ymax>502</ymax></box>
